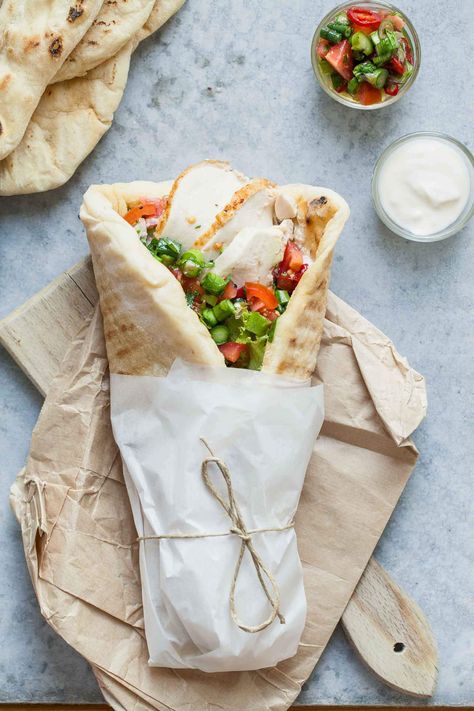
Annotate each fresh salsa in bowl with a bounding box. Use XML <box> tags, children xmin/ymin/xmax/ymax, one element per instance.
<box><xmin>312</xmin><ymin>2</ymin><xmax>420</xmax><ymax>108</ymax></box>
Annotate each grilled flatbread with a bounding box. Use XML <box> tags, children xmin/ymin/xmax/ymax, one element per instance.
<box><xmin>0</xmin><ymin>42</ymin><xmax>132</xmax><ymax>196</ymax></box>
<box><xmin>0</xmin><ymin>0</ymin><xmax>185</xmax><ymax>196</ymax></box>
<box><xmin>0</xmin><ymin>0</ymin><xmax>104</xmax><ymax>160</ymax></box>
<box><xmin>51</xmin><ymin>0</ymin><xmax>156</xmax><ymax>83</ymax></box>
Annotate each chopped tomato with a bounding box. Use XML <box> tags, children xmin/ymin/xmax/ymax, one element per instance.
<box><xmin>384</xmin><ymin>81</ymin><xmax>399</xmax><ymax>96</ymax></box>
<box><xmin>347</xmin><ymin>6</ymin><xmax>382</xmax><ymax>31</ymax></box>
<box><xmin>388</xmin><ymin>57</ymin><xmax>405</xmax><ymax>75</ymax></box>
<box><xmin>281</xmin><ymin>241</ymin><xmax>304</xmax><ymax>272</ymax></box>
<box><xmin>181</xmin><ymin>276</ymin><xmax>204</xmax><ymax>296</ymax></box>
<box><xmin>124</xmin><ymin>200</ymin><xmax>162</xmax><ymax>225</ymax></box>
<box><xmin>221</xmin><ymin>281</ymin><xmax>238</xmax><ymax>300</ymax></box>
<box><xmin>325</xmin><ymin>39</ymin><xmax>353</xmax><ymax>81</ymax></box>
<box><xmin>141</xmin><ymin>196</ymin><xmax>167</xmax><ymax>216</ymax></box>
<box><xmin>218</xmin><ymin>342</ymin><xmax>248</xmax><ymax>363</ymax></box>
<box><xmin>123</xmin><ymin>206</ymin><xmax>144</xmax><ymax>225</ymax></box>
<box><xmin>235</xmin><ymin>287</ymin><xmax>245</xmax><ymax>299</ymax></box>
<box><xmin>262</xmin><ymin>309</ymin><xmax>279</xmax><ymax>322</ymax></box>
<box><xmin>317</xmin><ymin>39</ymin><xmax>330</xmax><ymax>59</ymax></box>
<box><xmin>336</xmin><ymin>81</ymin><xmax>348</xmax><ymax>93</ymax></box>
<box><xmin>357</xmin><ymin>82</ymin><xmax>382</xmax><ymax>105</ymax></box>
<box><xmin>386</xmin><ymin>13</ymin><xmax>405</xmax><ymax>30</ymax></box>
<box><xmin>275</xmin><ymin>264</ymin><xmax>307</xmax><ymax>293</ymax></box>
<box><xmin>245</xmin><ymin>282</ymin><xmax>278</xmax><ymax>309</ymax></box>
<box><xmin>275</xmin><ymin>272</ymin><xmax>295</xmax><ymax>292</ymax></box>
<box><xmin>401</xmin><ymin>37</ymin><xmax>413</xmax><ymax>63</ymax></box>
<box><xmin>249</xmin><ymin>297</ymin><xmax>266</xmax><ymax>312</ymax></box>
<box><xmin>351</xmin><ymin>22</ymin><xmax>372</xmax><ymax>35</ymax></box>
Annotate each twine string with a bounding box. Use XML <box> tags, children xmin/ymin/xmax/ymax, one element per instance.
<box><xmin>137</xmin><ymin>438</ymin><xmax>292</xmax><ymax>633</ymax></box>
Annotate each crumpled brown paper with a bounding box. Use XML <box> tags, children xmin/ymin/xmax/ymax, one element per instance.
<box><xmin>10</xmin><ymin>291</ymin><xmax>426</xmax><ymax>711</ymax></box>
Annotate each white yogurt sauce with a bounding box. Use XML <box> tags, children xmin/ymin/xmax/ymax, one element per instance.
<box><xmin>378</xmin><ymin>137</ymin><xmax>471</xmax><ymax>236</ymax></box>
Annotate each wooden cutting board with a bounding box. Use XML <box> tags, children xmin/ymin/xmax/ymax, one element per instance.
<box><xmin>0</xmin><ymin>257</ymin><xmax>438</xmax><ymax>699</ymax></box>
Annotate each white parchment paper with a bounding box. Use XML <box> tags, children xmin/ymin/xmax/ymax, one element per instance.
<box><xmin>110</xmin><ymin>360</ymin><xmax>324</xmax><ymax>672</ymax></box>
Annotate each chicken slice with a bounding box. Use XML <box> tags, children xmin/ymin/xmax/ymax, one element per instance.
<box><xmin>154</xmin><ymin>160</ymin><xmax>248</xmax><ymax>248</ymax></box>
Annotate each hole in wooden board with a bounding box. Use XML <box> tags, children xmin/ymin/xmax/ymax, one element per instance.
<box><xmin>393</xmin><ymin>642</ymin><xmax>405</xmax><ymax>653</ymax></box>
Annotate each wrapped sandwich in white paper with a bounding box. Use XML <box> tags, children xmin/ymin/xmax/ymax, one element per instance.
<box><xmin>111</xmin><ymin>361</ymin><xmax>324</xmax><ymax>671</ymax></box>
<box><xmin>80</xmin><ymin>160</ymin><xmax>349</xmax><ymax>671</ymax></box>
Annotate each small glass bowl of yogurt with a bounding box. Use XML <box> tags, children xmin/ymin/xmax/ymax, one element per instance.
<box><xmin>372</xmin><ymin>132</ymin><xmax>474</xmax><ymax>242</ymax></box>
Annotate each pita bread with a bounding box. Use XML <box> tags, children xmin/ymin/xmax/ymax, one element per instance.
<box><xmin>0</xmin><ymin>42</ymin><xmax>132</xmax><ymax>196</ymax></box>
<box><xmin>135</xmin><ymin>0</ymin><xmax>186</xmax><ymax>43</ymax></box>
<box><xmin>0</xmin><ymin>0</ymin><xmax>185</xmax><ymax>196</ymax></box>
<box><xmin>80</xmin><ymin>167</ymin><xmax>349</xmax><ymax>380</ymax></box>
<box><xmin>51</xmin><ymin>0</ymin><xmax>156</xmax><ymax>83</ymax></box>
<box><xmin>0</xmin><ymin>0</ymin><xmax>105</xmax><ymax>161</ymax></box>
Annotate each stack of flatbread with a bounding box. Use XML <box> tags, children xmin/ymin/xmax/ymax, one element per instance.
<box><xmin>0</xmin><ymin>0</ymin><xmax>185</xmax><ymax>196</ymax></box>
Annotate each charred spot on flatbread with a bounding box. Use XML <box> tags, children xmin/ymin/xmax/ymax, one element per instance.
<box><xmin>49</xmin><ymin>37</ymin><xmax>63</xmax><ymax>57</ymax></box>
<box><xmin>67</xmin><ymin>6</ymin><xmax>84</xmax><ymax>22</ymax></box>
<box><xmin>304</xmin><ymin>195</ymin><xmax>337</xmax><ymax>258</ymax></box>
<box><xmin>24</xmin><ymin>37</ymin><xmax>41</xmax><ymax>52</ymax></box>
<box><xmin>0</xmin><ymin>121</ymin><xmax>3</xmax><ymax>136</ymax></box>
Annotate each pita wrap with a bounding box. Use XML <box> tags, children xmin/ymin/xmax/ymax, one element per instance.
<box><xmin>0</xmin><ymin>0</ymin><xmax>185</xmax><ymax>196</ymax></box>
<box><xmin>80</xmin><ymin>162</ymin><xmax>349</xmax><ymax>380</ymax></box>
<box><xmin>51</xmin><ymin>0</ymin><xmax>156</xmax><ymax>83</ymax></box>
<box><xmin>0</xmin><ymin>0</ymin><xmax>105</xmax><ymax>161</ymax></box>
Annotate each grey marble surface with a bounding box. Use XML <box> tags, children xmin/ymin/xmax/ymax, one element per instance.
<box><xmin>0</xmin><ymin>0</ymin><xmax>473</xmax><ymax>705</ymax></box>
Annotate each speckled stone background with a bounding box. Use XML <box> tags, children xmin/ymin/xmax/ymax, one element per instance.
<box><xmin>0</xmin><ymin>0</ymin><xmax>473</xmax><ymax>705</ymax></box>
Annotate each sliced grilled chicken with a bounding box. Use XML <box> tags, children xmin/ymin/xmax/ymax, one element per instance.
<box><xmin>154</xmin><ymin>160</ymin><xmax>248</xmax><ymax>248</ymax></box>
<box><xmin>213</xmin><ymin>225</ymin><xmax>285</xmax><ymax>286</ymax></box>
<box><xmin>194</xmin><ymin>179</ymin><xmax>276</xmax><ymax>257</ymax></box>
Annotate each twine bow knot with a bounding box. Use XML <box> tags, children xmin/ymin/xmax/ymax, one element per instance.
<box><xmin>200</xmin><ymin>439</ymin><xmax>286</xmax><ymax>632</ymax></box>
<box><xmin>138</xmin><ymin>439</ymin><xmax>293</xmax><ymax>633</ymax></box>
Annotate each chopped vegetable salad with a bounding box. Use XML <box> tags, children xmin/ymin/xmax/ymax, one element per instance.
<box><xmin>317</xmin><ymin>5</ymin><xmax>415</xmax><ymax>105</ymax></box>
<box><xmin>124</xmin><ymin>199</ymin><xmax>308</xmax><ymax>370</ymax></box>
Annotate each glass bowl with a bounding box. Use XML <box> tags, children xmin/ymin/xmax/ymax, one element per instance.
<box><xmin>311</xmin><ymin>1</ymin><xmax>421</xmax><ymax>110</ymax></box>
<box><xmin>372</xmin><ymin>132</ymin><xmax>474</xmax><ymax>242</ymax></box>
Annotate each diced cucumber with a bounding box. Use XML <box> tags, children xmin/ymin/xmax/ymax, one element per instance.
<box><xmin>210</xmin><ymin>325</ymin><xmax>229</xmax><ymax>345</ymax></box>
<box><xmin>370</xmin><ymin>30</ymin><xmax>381</xmax><ymax>46</ymax></box>
<box><xmin>331</xmin><ymin>73</ymin><xmax>345</xmax><ymax>90</ymax></box>
<box><xmin>365</xmin><ymin>68</ymin><xmax>389</xmax><ymax>89</ymax></box>
<box><xmin>350</xmin><ymin>31</ymin><xmax>374</xmax><ymax>56</ymax></box>
<box><xmin>347</xmin><ymin>77</ymin><xmax>359</xmax><ymax>95</ymax></box>
<box><xmin>202</xmin><ymin>308</ymin><xmax>218</xmax><ymax>328</ymax></box>
<box><xmin>373</xmin><ymin>52</ymin><xmax>392</xmax><ymax>66</ymax></box>
<box><xmin>400</xmin><ymin>60</ymin><xmax>414</xmax><ymax>83</ymax></box>
<box><xmin>378</xmin><ymin>18</ymin><xmax>394</xmax><ymax>38</ymax></box>
<box><xmin>319</xmin><ymin>59</ymin><xmax>333</xmax><ymax>75</ymax></box>
<box><xmin>213</xmin><ymin>299</ymin><xmax>235</xmax><ymax>322</ymax></box>
<box><xmin>275</xmin><ymin>289</ymin><xmax>290</xmax><ymax>306</ymax></box>
<box><xmin>353</xmin><ymin>60</ymin><xmax>376</xmax><ymax>80</ymax></box>
<box><xmin>328</xmin><ymin>21</ymin><xmax>352</xmax><ymax>38</ymax></box>
<box><xmin>334</xmin><ymin>12</ymin><xmax>350</xmax><ymax>25</ymax></box>
<box><xmin>320</xmin><ymin>27</ymin><xmax>342</xmax><ymax>43</ymax></box>
<box><xmin>377</xmin><ymin>30</ymin><xmax>398</xmax><ymax>57</ymax></box>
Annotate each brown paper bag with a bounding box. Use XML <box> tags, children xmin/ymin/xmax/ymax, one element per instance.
<box><xmin>10</xmin><ymin>291</ymin><xmax>426</xmax><ymax>710</ymax></box>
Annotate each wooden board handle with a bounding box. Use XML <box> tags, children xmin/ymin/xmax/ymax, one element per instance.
<box><xmin>0</xmin><ymin>257</ymin><xmax>437</xmax><ymax>698</ymax></box>
<box><xmin>342</xmin><ymin>557</ymin><xmax>437</xmax><ymax>697</ymax></box>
